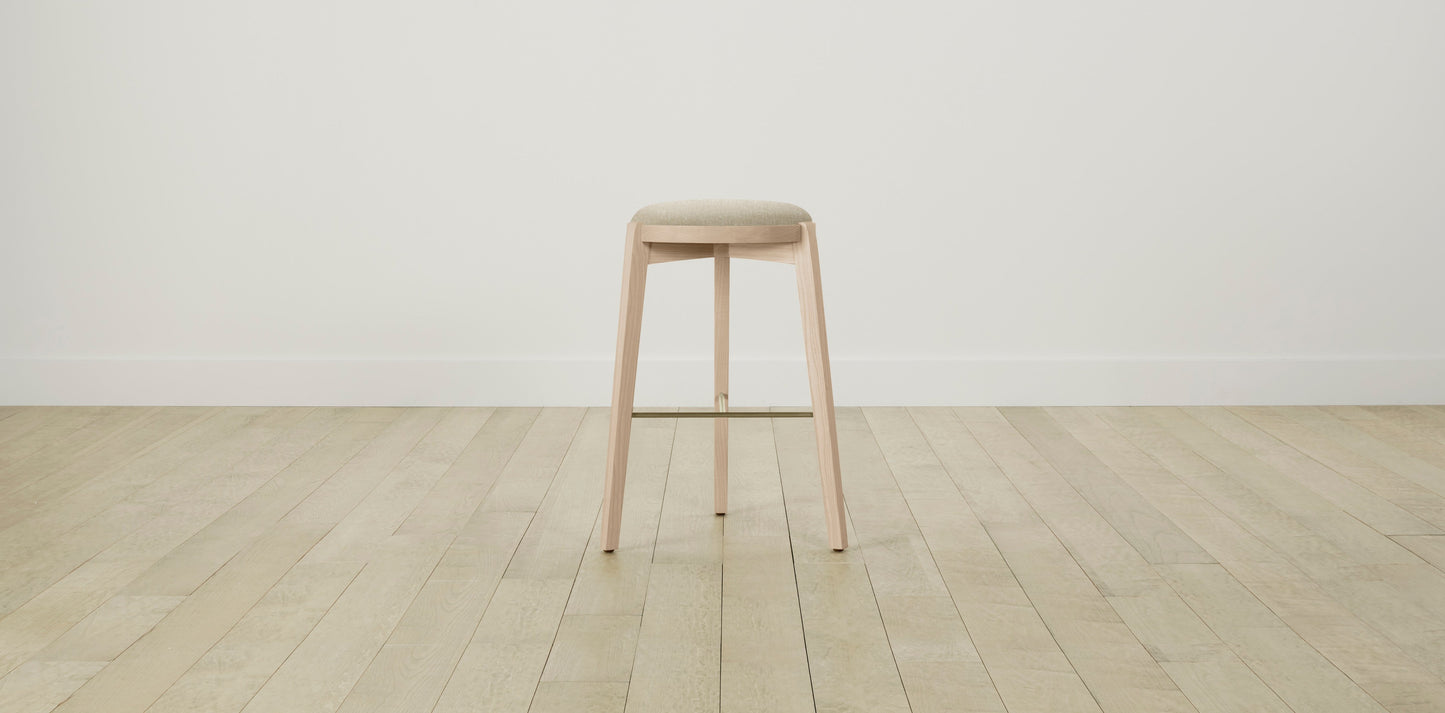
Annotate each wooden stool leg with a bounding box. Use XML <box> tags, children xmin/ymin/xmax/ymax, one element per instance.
<box><xmin>714</xmin><ymin>245</ymin><xmax>729</xmax><ymax>515</ymax></box>
<box><xmin>602</xmin><ymin>223</ymin><xmax>648</xmax><ymax>552</ymax></box>
<box><xmin>794</xmin><ymin>222</ymin><xmax>847</xmax><ymax>551</ymax></box>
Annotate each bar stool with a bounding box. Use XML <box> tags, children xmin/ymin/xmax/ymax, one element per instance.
<box><xmin>601</xmin><ymin>199</ymin><xmax>847</xmax><ymax>552</ymax></box>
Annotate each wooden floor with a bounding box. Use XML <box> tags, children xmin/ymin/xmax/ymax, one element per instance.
<box><xmin>2</xmin><ymin>406</ymin><xmax>1445</xmax><ymax>712</ymax></box>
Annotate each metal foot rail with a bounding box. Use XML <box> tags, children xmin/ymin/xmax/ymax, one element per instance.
<box><xmin>631</xmin><ymin>392</ymin><xmax>812</xmax><ymax>419</ymax></box>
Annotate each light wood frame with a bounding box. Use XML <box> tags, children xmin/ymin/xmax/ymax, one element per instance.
<box><xmin>601</xmin><ymin>220</ymin><xmax>847</xmax><ymax>551</ymax></box>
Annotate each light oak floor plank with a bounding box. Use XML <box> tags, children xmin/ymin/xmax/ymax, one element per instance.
<box><xmin>999</xmin><ymin>406</ymin><xmax>1215</xmax><ymax>565</ymax></box>
<box><xmin>720</xmin><ymin>419</ymin><xmax>813</xmax><ymax>713</ymax></box>
<box><xmin>0</xmin><ymin>408</ymin><xmax>106</xmax><ymax>467</ymax></box>
<box><xmin>566</xmin><ymin>415</ymin><xmax>675</xmax><ymax>617</ymax></box>
<box><xmin>1157</xmin><ymin>407</ymin><xmax>1437</xmax><ymax>546</ymax></box>
<box><xmin>0</xmin><ymin>406</ymin><xmax>1443</xmax><ymax>713</ymax></box>
<box><xmin>624</xmin><ymin>417</ymin><xmax>724</xmax><ymax>713</ymax></box>
<box><xmin>0</xmin><ymin>408</ymin><xmax>369</xmax><ymax>679</ymax></box>
<box><xmin>0</xmin><ymin>660</ymin><xmax>107</xmax><ymax>713</ymax></box>
<box><xmin>0</xmin><ymin>408</ymin><xmax>312</xmax><ymax>616</ymax></box>
<box><xmin>906</xmin><ymin>407</ymin><xmax>1104</xmax><ymax>713</ymax></box>
<box><xmin>0</xmin><ymin>407</ymin><xmax>212</xmax><ymax>519</ymax></box>
<box><xmin>27</xmin><ymin>411</ymin><xmax>396</xmax><ymax>711</ymax></box>
<box><xmin>288</xmin><ymin>408</ymin><xmax>582</xmax><ymax>713</ymax></box>
<box><xmin>323</xmin><ymin>409</ymin><xmax>545</xmax><ymax>713</ymax></box>
<box><xmin>427</xmin><ymin>407</ymin><xmax>597</xmax><ymax>713</ymax></box>
<box><xmin>145</xmin><ymin>560</ymin><xmax>364</xmax><ymax>713</ymax></box>
<box><xmin>239</xmin><ymin>532</ymin><xmax>452</xmax><ymax>713</ymax></box>
<box><xmin>1090</xmin><ymin>407</ymin><xmax>1445</xmax><ymax>710</ymax></box>
<box><xmin>1221</xmin><ymin>406</ymin><xmax>1445</xmax><ymax>530</ymax></box>
<box><xmin>1157</xmin><ymin>563</ymin><xmax>1391</xmax><ymax>713</ymax></box>
<box><xmin>530</xmin><ymin>681</ymin><xmax>629</xmax><ymax>713</ymax></box>
<box><xmin>1046</xmin><ymin>407</ymin><xmax>1374</xmax><ymax>712</ymax></box>
<box><xmin>51</xmin><ymin>522</ymin><xmax>338</xmax><ymax>713</ymax></box>
<box><xmin>431</xmin><ymin>578</ymin><xmax>573</xmax><ymax>713</ymax></box>
<box><xmin>1322</xmin><ymin>406</ymin><xmax>1445</xmax><ymax>474</ymax></box>
<box><xmin>117</xmin><ymin>408</ymin><xmax>408</xmax><ymax>598</ymax></box>
<box><xmin>1244</xmin><ymin>406</ymin><xmax>1445</xmax><ymax>499</ymax></box>
<box><xmin>532</xmin><ymin>414</ymin><xmax>674</xmax><ymax>712</ymax></box>
<box><xmin>394</xmin><ymin>407</ymin><xmax>540</xmax><ymax>537</ymax></box>
<box><xmin>501</xmin><ymin>408</ymin><xmax>608</xmax><ymax>581</ymax></box>
<box><xmin>0</xmin><ymin>404</ymin><xmax>248</xmax><ymax>532</ymax></box>
<box><xmin>1361</xmin><ymin>406</ymin><xmax>1445</xmax><ymax>448</ymax></box>
<box><xmin>344</xmin><ymin>408</ymin><xmax>595</xmax><ymax>713</ymax></box>
<box><xmin>0</xmin><ymin>408</ymin><xmax>298</xmax><ymax>552</ymax></box>
<box><xmin>1394</xmin><ymin>535</ymin><xmax>1445</xmax><ymax>572</ymax></box>
<box><xmin>1187</xmin><ymin>406</ymin><xmax>1440</xmax><ymax>535</ymax></box>
<box><xmin>778</xmin><ymin>410</ymin><xmax>911</xmax><ymax>713</ymax></box>
<box><xmin>0</xmin><ymin>407</ymin><xmax>137</xmax><ymax>483</ymax></box>
<box><xmin>953</xmin><ymin>407</ymin><xmax>1196</xmax><ymax>713</ymax></box>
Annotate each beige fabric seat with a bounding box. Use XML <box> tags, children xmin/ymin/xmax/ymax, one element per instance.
<box><xmin>632</xmin><ymin>199</ymin><xmax>811</xmax><ymax>226</ymax></box>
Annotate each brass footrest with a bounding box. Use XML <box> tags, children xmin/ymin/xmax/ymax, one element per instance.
<box><xmin>631</xmin><ymin>408</ymin><xmax>812</xmax><ymax>419</ymax></box>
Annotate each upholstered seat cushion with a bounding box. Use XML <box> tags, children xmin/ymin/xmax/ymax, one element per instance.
<box><xmin>632</xmin><ymin>199</ymin><xmax>811</xmax><ymax>226</ymax></box>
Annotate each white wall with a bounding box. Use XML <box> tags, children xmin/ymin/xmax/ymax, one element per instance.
<box><xmin>3</xmin><ymin>1</ymin><xmax>1443</xmax><ymax>406</ymax></box>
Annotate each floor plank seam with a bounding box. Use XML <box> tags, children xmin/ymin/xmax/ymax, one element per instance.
<box><xmin>442</xmin><ymin>410</ymin><xmax>585</xmax><ymax>713</ymax></box>
<box><xmin>1093</xmin><ymin>408</ymin><xmax>1422</xmax><ymax>713</ymax></box>
<box><xmin>893</xmin><ymin>408</ymin><xmax>1010</xmax><ymax>713</ymax></box>
<box><xmin>998</xmin><ymin>407</ymin><xmax>1214</xmax><ymax>712</ymax></box>
<box><xmin>769</xmin><ymin>417</ymin><xmax>821</xmax><ymax>713</ymax></box>
<box><xmin>950</xmin><ymin>407</ymin><xmax>1136</xmax><ymax>713</ymax></box>
<box><xmin>232</xmin><ymin>562</ymin><xmax>367</xmax><ymax>713</ymax></box>
<box><xmin>5</xmin><ymin>407</ymin><xmax>1445</xmax><ymax>713</ymax></box>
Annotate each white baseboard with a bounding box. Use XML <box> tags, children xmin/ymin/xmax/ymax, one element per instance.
<box><xmin>2</xmin><ymin>357</ymin><xmax>1442</xmax><ymax>406</ymax></box>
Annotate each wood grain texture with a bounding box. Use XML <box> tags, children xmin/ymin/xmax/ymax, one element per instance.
<box><xmin>0</xmin><ymin>408</ymin><xmax>309</xmax><ymax>615</ymax></box>
<box><xmin>0</xmin><ymin>408</ymin><xmax>368</xmax><ymax>679</ymax></box>
<box><xmin>0</xmin><ymin>408</ymin><xmax>152</xmax><ymax>490</ymax></box>
<box><xmin>904</xmin><ymin>407</ymin><xmax>1103</xmax><ymax>713</ymax></box>
<box><xmin>1395</xmin><ymin>535</ymin><xmax>1445</xmax><ymax>571</ymax></box>
<box><xmin>0</xmin><ymin>408</ymin><xmax>213</xmax><ymax>533</ymax></box>
<box><xmin>715</xmin><ymin>244</ymin><xmax>730</xmax><ymax>517</ymax></box>
<box><xmin>566</xmin><ymin>416</ymin><xmax>675</xmax><ymax>616</ymax></box>
<box><xmin>0</xmin><ymin>408</ymin><xmax>108</xmax><ymax>473</ymax></box>
<box><xmin>0</xmin><ymin>406</ymin><xmax>1442</xmax><ymax>713</ymax></box>
<box><xmin>726</xmin><ymin>241</ymin><xmax>796</xmax><ymax>264</ymax></box>
<box><xmin>530</xmin><ymin>682</ymin><xmax>629</xmax><ymax>713</ymax></box>
<box><xmin>1087</xmin><ymin>407</ymin><xmax>1445</xmax><ymax>707</ymax></box>
<box><xmin>638</xmin><ymin>222</ymin><xmax>801</xmax><ymax>244</ymax></box>
<box><xmin>146</xmin><ymin>560</ymin><xmax>363</xmax><ymax>713</ymax></box>
<box><xmin>1183</xmin><ymin>406</ymin><xmax>1441</xmax><ymax>535</ymax></box>
<box><xmin>607</xmin><ymin>220</ymin><xmax>838</xmax><ymax>552</ymax></box>
<box><xmin>1216</xmin><ymin>407</ymin><xmax>1445</xmax><ymax>529</ymax></box>
<box><xmin>795</xmin><ymin>222</ymin><xmax>846</xmax><ymax>550</ymax></box>
<box><xmin>721</xmin><ymin>419</ymin><xmax>812</xmax><ymax>713</ymax></box>
<box><xmin>0</xmin><ymin>661</ymin><xmax>106</xmax><ymax>713</ymax></box>
<box><xmin>432</xmin><ymin>407</ymin><xmax>610</xmax><ymax>713</ymax></box>
<box><xmin>954</xmin><ymin>408</ymin><xmax>1196</xmax><ymax>713</ymax></box>
<box><xmin>602</xmin><ymin>224</ymin><xmax>648</xmax><ymax>552</ymax></box>
<box><xmin>432</xmin><ymin>578</ymin><xmax>573</xmax><ymax>713</ymax></box>
<box><xmin>646</xmin><ymin>242</ymin><xmax>713</xmax><ymax>264</ymax></box>
<box><xmin>52</xmin><ymin>523</ymin><xmax>336</xmax><ymax>713</ymax></box>
<box><xmin>625</xmin><ymin>417</ymin><xmax>723</xmax><ymax>713</ymax></box>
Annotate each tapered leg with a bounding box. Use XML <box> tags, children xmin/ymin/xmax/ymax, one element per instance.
<box><xmin>714</xmin><ymin>245</ymin><xmax>729</xmax><ymax>515</ymax></box>
<box><xmin>602</xmin><ymin>223</ymin><xmax>648</xmax><ymax>552</ymax></box>
<box><xmin>794</xmin><ymin>222</ymin><xmax>847</xmax><ymax>550</ymax></box>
